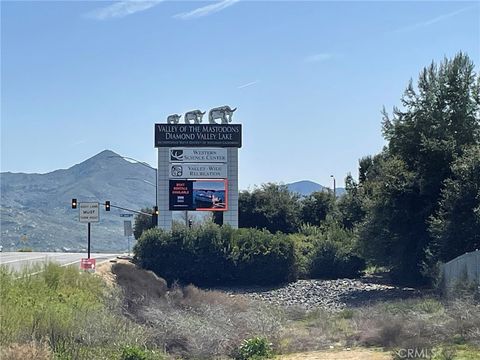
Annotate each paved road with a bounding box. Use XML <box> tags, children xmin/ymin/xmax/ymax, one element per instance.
<box><xmin>0</xmin><ymin>252</ymin><xmax>120</xmax><ymax>273</ymax></box>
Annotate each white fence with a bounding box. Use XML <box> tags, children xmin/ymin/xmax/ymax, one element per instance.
<box><xmin>441</xmin><ymin>250</ymin><xmax>480</xmax><ymax>294</ymax></box>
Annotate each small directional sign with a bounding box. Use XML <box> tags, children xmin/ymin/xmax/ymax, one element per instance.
<box><xmin>120</xmin><ymin>213</ymin><xmax>133</xmax><ymax>217</ymax></box>
<box><xmin>79</xmin><ymin>202</ymin><xmax>99</xmax><ymax>223</ymax></box>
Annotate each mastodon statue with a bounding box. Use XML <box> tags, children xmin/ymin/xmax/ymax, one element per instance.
<box><xmin>184</xmin><ymin>110</ymin><xmax>206</xmax><ymax>124</ymax></box>
<box><xmin>167</xmin><ymin>114</ymin><xmax>181</xmax><ymax>124</ymax></box>
<box><xmin>208</xmin><ymin>106</ymin><xmax>237</xmax><ymax>124</ymax></box>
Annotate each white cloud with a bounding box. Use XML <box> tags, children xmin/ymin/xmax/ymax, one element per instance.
<box><xmin>174</xmin><ymin>0</ymin><xmax>240</xmax><ymax>20</ymax></box>
<box><xmin>237</xmin><ymin>80</ymin><xmax>259</xmax><ymax>89</ymax></box>
<box><xmin>86</xmin><ymin>1</ymin><xmax>162</xmax><ymax>20</ymax></box>
<box><xmin>393</xmin><ymin>5</ymin><xmax>476</xmax><ymax>33</ymax></box>
<box><xmin>304</xmin><ymin>53</ymin><xmax>334</xmax><ymax>63</ymax></box>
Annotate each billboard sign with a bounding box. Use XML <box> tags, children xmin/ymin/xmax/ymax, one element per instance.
<box><xmin>169</xmin><ymin>163</ymin><xmax>227</xmax><ymax>179</ymax></box>
<box><xmin>79</xmin><ymin>202</ymin><xmax>99</xmax><ymax>223</ymax></box>
<box><xmin>169</xmin><ymin>148</ymin><xmax>227</xmax><ymax>163</ymax></box>
<box><xmin>155</xmin><ymin>124</ymin><xmax>242</xmax><ymax>148</ymax></box>
<box><xmin>169</xmin><ymin>179</ymin><xmax>228</xmax><ymax>211</ymax></box>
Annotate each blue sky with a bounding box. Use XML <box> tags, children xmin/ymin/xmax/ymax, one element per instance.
<box><xmin>1</xmin><ymin>1</ymin><xmax>479</xmax><ymax>189</ymax></box>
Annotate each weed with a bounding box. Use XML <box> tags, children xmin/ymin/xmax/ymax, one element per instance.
<box><xmin>234</xmin><ymin>337</ymin><xmax>273</xmax><ymax>360</ymax></box>
<box><xmin>121</xmin><ymin>345</ymin><xmax>147</xmax><ymax>360</ymax></box>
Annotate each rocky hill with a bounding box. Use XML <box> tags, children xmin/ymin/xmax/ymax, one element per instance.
<box><xmin>1</xmin><ymin>150</ymin><xmax>157</xmax><ymax>252</ymax></box>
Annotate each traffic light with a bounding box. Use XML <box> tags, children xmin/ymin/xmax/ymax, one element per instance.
<box><xmin>71</xmin><ymin>198</ymin><xmax>77</xmax><ymax>209</ymax></box>
<box><xmin>152</xmin><ymin>206</ymin><xmax>158</xmax><ymax>226</ymax></box>
<box><xmin>188</xmin><ymin>219</ymin><xmax>193</xmax><ymax>228</ymax></box>
<box><xmin>105</xmin><ymin>201</ymin><xmax>111</xmax><ymax>211</ymax></box>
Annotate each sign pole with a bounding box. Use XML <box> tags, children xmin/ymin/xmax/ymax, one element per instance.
<box><xmin>87</xmin><ymin>222</ymin><xmax>91</xmax><ymax>259</ymax></box>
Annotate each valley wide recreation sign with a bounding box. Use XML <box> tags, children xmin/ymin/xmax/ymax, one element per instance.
<box><xmin>169</xmin><ymin>163</ymin><xmax>227</xmax><ymax>179</ymax></box>
<box><xmin>155</xmin><ymin>124</ymin><xmax>242</xmax><ymax>148</ymax></box>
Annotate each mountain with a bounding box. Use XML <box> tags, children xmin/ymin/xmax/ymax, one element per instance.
<box><xmin>286</xmin><ymin>180</ymin><xmax>325</xmax><ymax>196</ymax></box>
<box><xmin>1</xmin><ymin>150</ymin><xmax>158</xmax><ymax>252</ymax></box>
<box><xmin>286</xmin><ymin>180</ymin><xmax>345</xmax><ymax>197</ymax></box>
<box><xmin>1</xmin><ymin>151</ymin><xmax>345</xmax><ymax>251</ymax></box>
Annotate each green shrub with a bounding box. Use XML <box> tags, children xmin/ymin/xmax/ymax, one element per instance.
<box><xmin>306</xmin><ymin>223</ymin><xmax>365</xmax><ymax>279</ymax></box>
<box><xmin>309</xmin><ymin>239</ymin><xmax>365</xmax><ymax>278</ymax></box>
<box><xmin>120</xmin><ymin>345</ymin><xmax>147</xmax><ymax>360</ymax></box>
<box><xmin>289</xmin><ymin>233</ymin><xmax>316</xmax><ymax>278</ymax></box>
<box><xmin>134</xmin><ymin>223</ymin><xmax>297</xmax><ymax>286</ymax></box>
<box><xmin>233</xmin><ymin>229</ymin><xmax>297</xmax><ymax>285</ymax></box>
<box><xmin>234</xmin><ymin>337</ymin><xmax>273</xmax><ymax>360</ymax></box>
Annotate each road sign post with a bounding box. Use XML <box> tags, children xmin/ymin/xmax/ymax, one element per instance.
<box><xmin>88</xmin><ymin>222</ymin><xmax>91</xmax><ymax>259</ymax></box>
<box><xmin>79</xmin><ymin>202</ymin><xmax>99</xmax><ymax>259</ymax></box>
<box><xmin>123</xmin><ymin>220</ymin><xmax>133</xmax><ymax>255</ymax></box>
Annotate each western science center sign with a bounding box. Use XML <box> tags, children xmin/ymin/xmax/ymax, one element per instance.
<box><xmin>154</xmin><ymin>117</ymin><xmax>242</xmax><ymax>230</ymax></box>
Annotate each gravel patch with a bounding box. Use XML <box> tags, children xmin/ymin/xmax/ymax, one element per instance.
<box><xmin>218</xmin><ymin>276</ymin><xmax>422</xmax><ymax>312</ymax></box>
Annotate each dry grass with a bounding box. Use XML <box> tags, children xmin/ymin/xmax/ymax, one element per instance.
<box><xmin>109</xmin><ymin>262</ymin><xmax>282</xmax><ymax>359</ymax></box>
<box><xmin>0</xmin><ymin>341</ymin><xmax>53</xmax><ymax>360</ymax></box>
<box><xmin>276</xmin><ymin>348</ymin><xmax>391</xmax><ymax>360</ymax></box>
<box><xmin>111</xmin><ymin>261</ymin><xmax>168</xmax><ymax>315</ymax></box>
<box><xmin>354</xmin><ymin>297</ymin><xmax>480</xmax><ymax>349</ymax></box>
<box><xmin>276</xmin><ymin>296</ymin><xmax>480</xmax><ymax>357</ymax></box>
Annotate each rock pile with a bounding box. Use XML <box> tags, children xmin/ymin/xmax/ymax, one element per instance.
<box><xmin>224</xmin><ymin>277</ymin><xmax>421</xmax><ymax>311</ymax></box>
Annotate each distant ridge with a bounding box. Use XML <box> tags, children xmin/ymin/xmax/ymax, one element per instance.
<box><xmin>286</xmin><ymin>180</ymin><xmax>325</xmax><ymax>196</ymax></box>
<box><xmin>286</xmin><ymin>180</ymin><xmax>345</xmax><ymax>197</ymax></box>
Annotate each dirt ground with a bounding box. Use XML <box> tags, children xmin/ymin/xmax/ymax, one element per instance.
<box><xmin>276</xmin><ymin>349</ymin><xmax>391</xmax><ymax>360</ymax></box>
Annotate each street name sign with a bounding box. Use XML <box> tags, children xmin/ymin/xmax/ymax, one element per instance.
<box><xmin>79</xmin><ymin>202</ymin><xmax>99</xmax><ymax>223</ymax></box>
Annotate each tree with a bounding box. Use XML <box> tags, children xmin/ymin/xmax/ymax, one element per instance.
<box><xmin>429</xmin><ymin>145</ymin><xmax>480</xmax><ymax>261</ymax></box>
<box><xmin>358</xmin><ymin>53</ymin><xmax>480</xmax><ymax>284</ymax></box>
<box><xmin>300</xmin><ymin>191</ymin><xmax>334</xmax><ymax>226</ymax></box>
<box><xmin>133</xmin><ymin>208</ymin><xmax>154</xmax><ymax>240</ymax></box>
<box><xmin>337</xmin><ymin>174</ymin><xmax>366</xmax><ymax>230</ymax></box>
<box><xmin>238</xmin><ymin>183</ymin><xmax>301</xmax><ymax>233</ymax></box>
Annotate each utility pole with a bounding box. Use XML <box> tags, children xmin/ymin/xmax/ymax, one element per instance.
<box><xmin>330</xmin><ymin>175</ymin><xmax>336</xmax><ymax>199</ymax></box>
